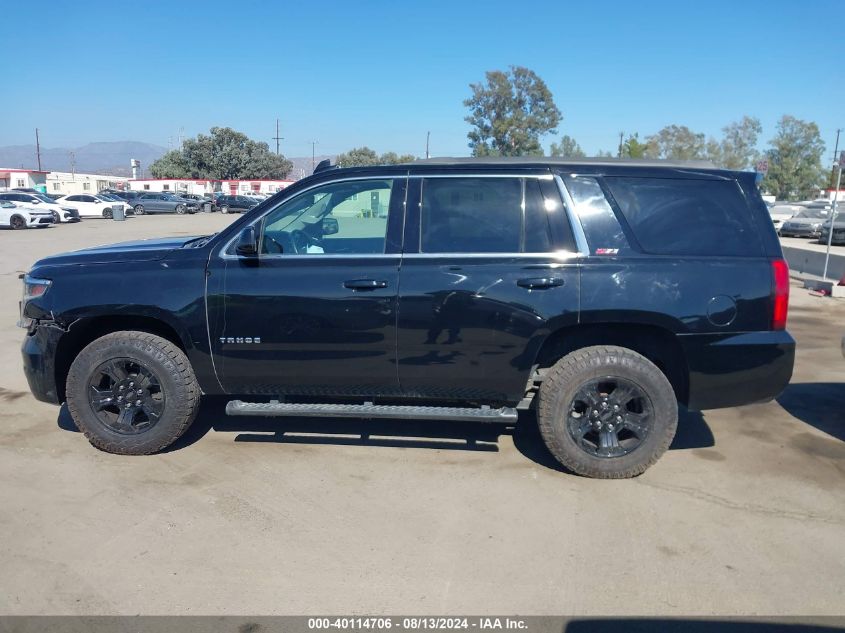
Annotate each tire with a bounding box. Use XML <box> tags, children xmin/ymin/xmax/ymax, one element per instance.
<box><xmin>220</xmin><ymin>205</ymin><xmax>229</xmax><ymax>214</ymax></box>
<box><xmin>10</xmin><ymin>215</ymin><xmax>26</xmax><ymax>230</ymax></box>
<box><xmin>134</xmin><ymin>204</ymin><xmax>145</xmax><ymax>215</ymax></box>
<box><xmin>65</xmin><ymin>331</ymin><xmax>200</xmax><ymax>455</ymax></box>
<box><xmin>537</xmin><ymin>345</ymin><xmax>678</xmax><ymax>479</ymax></box>
<box><xmin>52</xmin><ymin>210</ymin><xmax>61</xmax><ymax>223</ymax></box>
<box><xmin>103</xmin><ymin>208</ymin><xmax>113</xmax><ymax>219</ymax></box>
<box><xmin>175</xmin><ymin>204</ymin><xmax>186</xmax><ymax>214</ymax></box>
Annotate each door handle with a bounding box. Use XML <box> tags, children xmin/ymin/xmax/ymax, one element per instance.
<box><xmin>344</xmin><ymin>279</ymin><xmax>388</xmax><ymax>290</ymax></box>
<box><xmin>517</xmin><ymin>277</ymin><xmax>564</xmax><ymax>289</ymax></box>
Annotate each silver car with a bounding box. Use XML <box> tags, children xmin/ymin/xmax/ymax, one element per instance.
<box><xmin>780</xmin><ymin>209</ymin><xmax>828</xmax><ymax>238</ymax></box>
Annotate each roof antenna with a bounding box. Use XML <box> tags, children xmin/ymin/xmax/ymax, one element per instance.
<box><xmin>313</xmin><ymin>158</ymin><xmax>335</xmax><ymax>174</ymax></box>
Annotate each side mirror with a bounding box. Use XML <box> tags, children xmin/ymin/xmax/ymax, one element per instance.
<box><xmin>30</xmin><ymin>199</ymin><xmax>40</xmax><ymax>204</ymax></box>
<box><xmin>235</xmin><ymin>226</ymin><xmax>258</xmax><ymax>256</ymax></box>
<box><xmin>322</xmin><ymin>217</ymin><xmax>339</xmax><ymax>236</ymax></box>
<box><xmin>94</xmin><ymin>199</ymin><xmax>101</xmax><ymax>203</ymax></box>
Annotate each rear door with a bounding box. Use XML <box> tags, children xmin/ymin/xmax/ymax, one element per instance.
<box><xmin>396</xmin><ymin>171</ymin><xmax>581</xmax><ymax>404</ymax></box>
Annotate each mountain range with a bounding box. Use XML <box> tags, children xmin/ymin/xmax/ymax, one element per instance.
<box><xmin>0</xmin><ymin>141</ymin><xmax>332</xmax><ymax>180</ymax></box>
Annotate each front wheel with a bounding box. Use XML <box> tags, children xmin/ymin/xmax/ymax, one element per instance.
<box><xmin>52</xmin><ymin>210</ymin><xmax>61</xmax><ymax>223</ymax></box>
<box><xmin>10</xmin><ymin>215</ymin><xmax>26</xmax><ymax>230</ymax></box>
<box><xmin>134</xmin><ymin>204</ymin><xmax>145</xmax><ymax>215</ymax></box>
<box><xmin>220</xmin><ymin>205</ymin><xmax>230</xmax><ymax>214</ymax></box>
<box><xmin>175</xmin><ymin>204</ymin><xmax>186</xmax><ymax>214</ymax></box>
<box><xmin>537</xmin><ymin>345</ymin><xmax>678</xmax><ymax>478</ymax></box>
<box><xmin>65</xmin><ymin>331</ymin><xmax>200</xmax><ymax>455</ymax></box>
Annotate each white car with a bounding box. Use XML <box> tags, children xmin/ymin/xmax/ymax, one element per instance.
<box><xmin>55</xmin><ymin>193</ymin><xmax>132</xmax><ymax>219</ymax></box>
<box><xmin>0</xmin><ymin>191</ymin><xmax>80</xmax><ymax>223</ymax></box>
<box><xmin>769</xmin><ymin>205</ymin><xmax>800</xmax><ymax>234</ymax></box>
<box><xmin>0</xmin><ymin>200</ymin><xmax>54</xmax><ymax>229</ymax></box>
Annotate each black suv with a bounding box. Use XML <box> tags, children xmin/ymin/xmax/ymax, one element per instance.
<box><xmin>216</xmin><ymin>194</ymin><xmax>259</xmax><ymax>214</ymax></box>
<box><xmin>19</xmin><ymin>159</ymin><xmax>794</xmax><ymax>478</ymax></box>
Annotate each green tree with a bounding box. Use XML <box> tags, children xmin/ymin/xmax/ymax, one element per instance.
<box><xmin>621</xmin><ymin>133</ymin><xmax>649</xmax><ymax>158</ymax></box>
<box><xmin>149</xmin><ymin>127</ymin><xmax>293</xmax><ymax>179</ymax></box>
<box><xmin>335</xmin><ymin>147</ymin><xmax>416</xmax><ymax>167</ymax></box>
<box><xmin>464</xmin><ymin>66</ymin><xmax>561</xmax><ymax>156</ymax></box>
<box><xmin>645</xmin><ymin>125</ymin><xmax>707</xmax><ymax>160</ymax></box>
<box><xmin>549</xmin><ymin>135</ymin><xmax>585</xmax><ymax>158</ymax></box>
<box><xmin>717</xmin><ymin>116</ymin><xmax>762</xmax><ymax>170</ymax></box>
<box><xmin>763</xmin><ymin>115</ymin><xmax>826</xmax><ymax>200</ymax></box>
<box><xmin>595</xmin><ymin>149</ymin><xmax>614</xmax><ymax>158</ymax></box>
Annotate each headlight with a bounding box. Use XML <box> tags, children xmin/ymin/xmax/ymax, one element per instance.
<box><xmin>19</xmin><ymin>275</ymin><xmax>51</xmax><ymax>328</ymax></box>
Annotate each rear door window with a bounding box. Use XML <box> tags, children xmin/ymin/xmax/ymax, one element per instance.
<box><xmin>562</xmin><ymin>175</ymin><xmax>630</xmax><ymax>255</ymax></box>
<box><xmin>603</xmin><ymin>177</ymin><xmax>761</xmax><ymax>256</ymax></box>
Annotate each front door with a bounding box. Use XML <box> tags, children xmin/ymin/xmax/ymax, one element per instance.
<box><xmin>207</xmin><ymin>176</ymin><xmax>407</xmax><ymax>397</ymax></box>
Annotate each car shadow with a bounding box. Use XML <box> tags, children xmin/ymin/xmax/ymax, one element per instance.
<box><xmin>777</xmin><ymin>382</ymin><xmax>845</xmax><ymax>441</ymax></box>
<box><xmin>56</xmin><ymin>398</ymin><xmax>715</xmax><ymax>471</ymax></box>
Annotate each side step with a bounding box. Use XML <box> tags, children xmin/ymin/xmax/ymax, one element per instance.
<box><xmin>225</xmin><ymin>400</ymin><xmax>518</xmax><ymax>422</ymax></box>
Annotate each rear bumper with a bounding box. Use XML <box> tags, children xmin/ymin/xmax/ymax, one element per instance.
<box><xmin>679</xmin><ymin>330</ymin><xmax>795</xmax><ymax>410</ymax></box>
<box><xmin>21</xmin><ymin>323</ymin><xmax>63</xmax><ymax>405</ymax></box>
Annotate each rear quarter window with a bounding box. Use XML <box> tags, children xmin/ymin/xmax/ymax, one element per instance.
<box><xmin>603</xmin><ymin>177</ymin><xmax>762</xmax><ymax>257</ymax></box>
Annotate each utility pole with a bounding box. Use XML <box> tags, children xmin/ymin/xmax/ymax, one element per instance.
<box><xmin>69</xmin><ymin>152</ymin><xmax>76</xmax><ymax>179</ymax></box>
<box><xmin>618</xmin><ymin>131</ymin><xmax>624</xmax><ymax>158</ymax></box>
<box><xmin>311</xmin><ymin>141</ymin><xmax>318</xmax><ymax>170</ymax></box>
<box><xmin>272</xmin><ymin>119</ymin><xmax>284</xmax><ymax>155</ymax></box>
<box><xmin>830</xmin><ymin>129</ymin><xmax>841</xmax><ymax>189</ymax></box>
<box><xmin>35</xmin><ymin>128</ymin><xmax>42</xmax><ymax>171</ymax></box>
<box><xmin>823</xmin><ymin>152</ymin><xmax>843</xmax><ymax>280</ymax></box>
<box><xmin>426</xmin><ymin>131</ymin><xmax>430</xmax><ymax>159</ymax></box>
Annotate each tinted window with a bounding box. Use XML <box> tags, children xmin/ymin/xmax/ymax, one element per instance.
<box><xmin>421</xmin><ymin>177</ymin><xmax>522</xmax><ymax>253</ymax></box>
<box><xmin>562</xmin><ymin>175</ymin><xmax>630</xmax><ymax>255</ymax></box>
<box><xmin>604</xmin><ymin>177</ymin><xmax>760</xmax><ymax>256</ymax></box>
<box><xmin>523</xmin><ymin>179</ymin><xmax>554</xmax><ymax>253</ymax></box>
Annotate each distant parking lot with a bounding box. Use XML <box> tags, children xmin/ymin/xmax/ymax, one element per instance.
<box><xmin>0</xmin><ymin>215</ymin><xmax>843</xmax><ymax>615</ymax></box>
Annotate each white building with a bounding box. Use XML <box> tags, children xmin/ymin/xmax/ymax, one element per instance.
<box><xmin>0</xmin><ymin>168</ymin><xmax>48</xmax><ymax>191</ymax></box>
<box><xmin>46</xmin><ymin>172</ymin><xmax>130</xmax><ymax>196</ymax></box>
<box><xmin>127</xmin><ymin>178</ymin><xmax>295</xmax><ymax>196</ymax></box>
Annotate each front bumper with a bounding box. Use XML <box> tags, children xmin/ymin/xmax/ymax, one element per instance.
<box><xmin>679</xmin><ymin>330</ymin><xmax>795</xmax><ymax>410</ymax></box>
<box><xmin>21</xmin><ymin>322</ymin><xmax>64</xmax><ymax>405</ymax></box>
<box><xmin>780</xmin><ymin>224</ymin><xmax>821</xmax><ymax>238</ymax></box>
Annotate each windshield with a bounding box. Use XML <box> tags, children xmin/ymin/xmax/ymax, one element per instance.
<box><xmin>795</xmin><ymin>210</ymin><xmax>825</xmax><ymax>219</ymax></box>
<box><xmin>0</xmin><ymin>201</ymin><xmax>14</xmax><ymax>208</ymax></box>
<box><xmin>33</xmin><ymin>194</ymin><xmax>54</xmax><ymax>204</ymax></box>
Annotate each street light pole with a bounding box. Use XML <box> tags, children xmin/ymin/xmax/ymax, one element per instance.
<box><xmin>311</xmin><ymin>141</ymin><xmax>318</xmax><ymax>170</ymax></box>
<box><xmin>822</xmin><ymin>160</ymin><xmax>841</xmax><ymax>280</ymax></box>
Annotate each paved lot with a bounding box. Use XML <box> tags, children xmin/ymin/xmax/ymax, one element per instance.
<box><xmin>0</xmin><ymin>216</ymin><xmax>843</xmax><ymax>615</ymax></box>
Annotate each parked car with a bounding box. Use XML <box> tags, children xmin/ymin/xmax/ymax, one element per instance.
<box><xmin>101</xmin><ymin>190</ymin><xmax>141</xmax><ymax>204</ymax></box>
<box><xmin>819</xmin><ymin>217</ymin><xmax>845</xmax><ymax>245</ymax></box>
<box><xmin>132</xmin><ymin>192</ymin><xmax>199</xmax><ymax>215</ymax></box>
<box><xmin>173</xmin><ymin>193</ymin><xmax>214</xmax><ymax>212</ymax></box>
<box><xmin>0</xmin><ymin>191</ymin><xmax>80</xmax><ymax>223</ymax></box>
<box><xmin>0</xmin><ymin>200</ymin><xmax>53</xmax><ymax>229</ymax></box>
<box><xmin>216</xmin><ymin>194</ymin><xmax>259</xmax><ymax>214</ymax></box>
<box><xmin>779</xmin><ymin>209</ymin><xmax>828</xmax><ymax>238</ymax></box>
<box><xmin>55</xmin><ymin>194</ymin><xmax>133</xmax><ymax>219</ymax></box>
<box><xmin>768</xmin><ymin>205</ymin><xmax>798</xmax><ymax>234</ymax></box>
<box><xmin>19</xmin><ymin>158</ymin><xmax>795</xmax><ymax>479</ymax></box>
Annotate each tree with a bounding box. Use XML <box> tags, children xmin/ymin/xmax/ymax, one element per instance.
<box><xmin>549</xmin><ymin>135</ymin><xmax>585</xmax><ymax>158</ymax></box>
<box><xmin>621</xmin><ymin>133</ymin><xmax>649</xmax><ymax>158</ymax></box>
<box><xmin>149</xmin><ymin>127</ymin><xmax>293</xmax><ymax>179</ymax></box>
<box><xmin>763</xmin><ymin>115</ymin><xmax>826</xmax><ymax>201</ymax></box>
<box><xmin>464</xmin><ymin>66</ymin><xmax>561</xmax><ymax>156</ymax></box>
<box><xmin>645</xmin><ymin>125</ymin><xmax>707</xmax><ymax>160</ymax></box>
<box><xmin>716</xmin><ymin>116</ymin><xmax>762</xmax><ymax>170</ymax></box>
<box><xmin>335</xmin><ymin>147</ymin><xmax>416</xmax><ymax>167</ymax></box>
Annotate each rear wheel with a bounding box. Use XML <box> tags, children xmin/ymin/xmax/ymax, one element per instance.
<box><xmin>134</xmin><ymin>204</ymin><xmax>145</xmax><ymax>215</ymax></box>
<box><xmin>537</xmin><ymin>345</ymin><xmax>678</xmax><ymax>478</ymax></box>
<box><xmin>65</xmin><ymin>331</ymin><xmax>200</xmax><ymax>455</ymax></box>
<box><xmin>103</xmin><ymin>208</ymin><xmax>113</xmax><ymax>219</ymax></box>
<box><xmin>220</xmin><ymin>205</ymin><xmax>230</xmax><ymax>214</ymax></box>
<box><xmin>10</xmin><ymin>215</ymin><xmax>26</xmax><ymax>230</ymax></box>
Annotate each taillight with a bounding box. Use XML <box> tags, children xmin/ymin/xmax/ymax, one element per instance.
<box><xmin>771</xmin><ymin>258</ymin><xmax>789</xmax><ymax>330</ymax></box>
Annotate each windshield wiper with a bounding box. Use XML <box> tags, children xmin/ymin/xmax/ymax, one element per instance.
<box><xmin>183</xmin><ymin>234</ymin><xmax>217</xmax><ymax>248</ymax></box>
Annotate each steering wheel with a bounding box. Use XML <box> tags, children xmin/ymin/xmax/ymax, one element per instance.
<box><xmin>290</xmin><ymin>229</ymin><xmax>320</xmax><ymax>254</ymax></box>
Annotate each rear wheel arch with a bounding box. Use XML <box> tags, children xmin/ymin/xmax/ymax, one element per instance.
<box><xmin>54</xmin><ymin>315</ymin><xmax>189</xmax><ymax>403</ymax></box>
<box><xmin>533</xmin><ymin>322</ymin><xmax>689</xmax><ymax>406</ymax></box>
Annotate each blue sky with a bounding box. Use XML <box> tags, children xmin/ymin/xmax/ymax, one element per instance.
<box><xmin>1</xmin><ymin>0</ymin><xmax>842</xmax><ymax>160</ymax></box>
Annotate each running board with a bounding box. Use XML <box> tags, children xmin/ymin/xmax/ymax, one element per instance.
<box><xmin>225</xmin><ymin>400</ymin><xmax>518</xmax><ymax>422</ymax></box>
